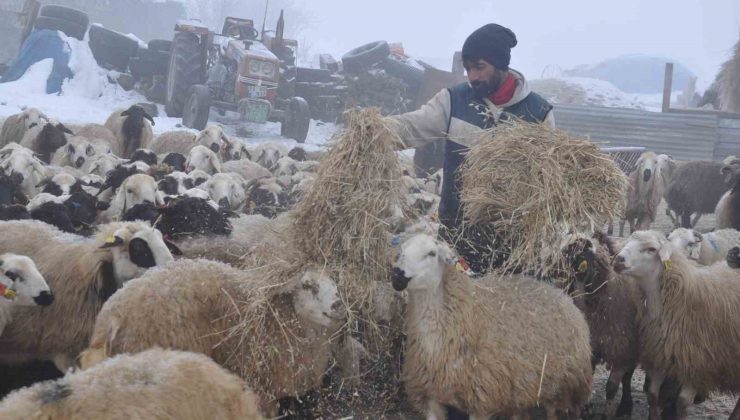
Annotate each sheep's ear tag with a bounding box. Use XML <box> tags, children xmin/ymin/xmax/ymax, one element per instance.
<box><xmin>101</xmin><ymin>235</ymin><xmax>124</xmax><ymax>249</ymax></box>
<box><xmin>663</xmin><ymin>259</ymin><xmax>673</xmax><ymax>271</ymax></box>
<box><xmin>0</xmin><ymin>283</ymin><xmax>16</xmax><ymax>300</ymax></box>
<box><xmin>578</xmin><ymin>260</ymin><xmax>589</xmax><ymax>273</ymax></box>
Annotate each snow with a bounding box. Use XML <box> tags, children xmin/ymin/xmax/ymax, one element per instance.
<box><xmin>124</xmin><ymin>33</ymin><xmax>148</xmax><ymax>49</ymax></box>
<box><xmin>0</xmin><ymin>59</ymin><xmax>54</xmax><ymax>96</ymax></box>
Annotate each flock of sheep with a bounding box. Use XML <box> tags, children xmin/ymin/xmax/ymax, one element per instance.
<box><xmin>0</xmin><ymin>102</ymin><xmax>739</xmax><ymax>420</ymax></box>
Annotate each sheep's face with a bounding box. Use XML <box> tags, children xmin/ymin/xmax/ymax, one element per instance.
<box><xmin>272</xmin><ymin>157</ymin><xmax>299</xmax><ymax>179</ymax></box>
<box><xmin>667</xmin><ymin>228</ymin><xmax>702</xmax><ymax>260</ymax></box>
<box><xmin>101</xmin><ymin>225</ymin><xmax>177</xmax><ymax>285</ymax></box>
<box><xmin>129</xmin><ymin>149</ymin><xmax>158</xmax><ymax>166</ymax></box>
<box><xmin>720</xmin><ymin>158</ymin><xmax>740</xmax><ymax>186</ymax></box>
<box><xmin>1</xmin><ymin>151</ymin><xmax>47</xmax><ymax>196</ymax></box>
<box><xmin>248</xmin><ymin>182</ymin><xmax>287</xmax><ymax>218</ymax></box>
<box><xmin>206</xmin><ymin>173</ymin><xmax>245</xmax><ymax>210</ymax></box>
<box><xmin>21</xmin><ymin>108</ymin><xmax>47</xmax><ymax>130</ymax></box>
<box><xmin>393</xmin><ymin>234</ymin><xmax>453</xmax><ymax>292</ymax></box>
<box><xmin>158</xmin><ymin>172</ymin><xmax>193</xmax><ymax>196</ymax></box>
<box><xmin>727</xmin><ymin>247</ymin><xmax>740</xmax><ymax>269</ymax></box>
<box><xmin>635</xmin><ymin>152</ymin><xmax>658</xmax><ymax>183</ymax></box>
<box><xmin>0</xmin><ymin>172</ymin><xmax>26</xmax><ymax>206</ymax></box>
<box><xmin>120</xmin><ymin>175</ymin><xmax>160</xmax><ymax>213</ymax></box>
<box><xmin>186</xmin><ymin>146</ymin><xmax>221</xmax><ymax>174</ymax></box>
<box><xmin>66</xmin><ymin>138</ymin><xmax>98</xmax><ymax>169</ymax></box>
<box><xmin>255</xmin><ymin>146</ymin><xmax>281</xmax><ymax>169</ymax></box>
<box><xmin>42</xmin><ymin>173</ymin><xmax>82</xmax><ymax>197</ymax></box>
<box><xmin>292</xmin><ymin>270</ymin><xmax>345</xmax><ymax>330</ymax></box>
<box><xmin>163</xmin><ymin>153</ymin><xmax>187</xmax><ymax>172</ymax></box>
<box><xmin>423</xmin><ymin>169</ymin><xmax>443</xmax><ymax>195</ymax></box>
<box><xmin>188</xmin><ymin>169</ymin><xmax>211</xmax><ymax>187</ymax></box>
<box><xmin>407</xmin><ymin>192</ymin><xmax>439</xmax><ymax>216</ymax></box>
<box><xmin>196</xmin><ymin>126</ymin><xmax>225</xmax><ymax>154</ymax></box>
<box><xmin>656</xmin><ymin>154</ymin><xmax>676</xmax><ymax>180</ymax></box>
<box><xmin>86</xmin><ymin>154</ymin><xmax>122</xmax><ymax>178</ymax></box>
<box><xmin>0</xmin><ymin>254</ymin><xmax>53</xmax><ymax>307</ymax></box>
<box><xmin>561</xmin><ymin>236</ymin><xmax>601</xmax><ymax>295</ymax></box>
<box><xmin>614</xmin><ymin>231</ymin><xmax>673</xmax><ymax>282</ymax></box>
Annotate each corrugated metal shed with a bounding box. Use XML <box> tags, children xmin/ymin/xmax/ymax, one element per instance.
<box><xmin>552</xmin><ymin>104</ymin><xmax>740</xmax><ymax>162</ymax></box>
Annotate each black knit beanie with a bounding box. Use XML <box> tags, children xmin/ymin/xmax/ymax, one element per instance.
<box><xmin>462</xmin><ymin>24</ymin><xmax>518</xmax><ymax>70</ymax></box>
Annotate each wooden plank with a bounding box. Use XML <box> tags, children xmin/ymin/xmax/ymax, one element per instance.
<box><xmin>662</xmin><ymin>63</ymin><xmax>674</xmax><ymax>113</ymax></box>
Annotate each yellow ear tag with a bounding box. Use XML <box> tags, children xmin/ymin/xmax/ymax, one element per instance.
<box><xmin>4</xmin><ymin>288</ymin><xmax>16</xmax><ymax>300</ymax></box>
<box><xmin>578</xmin><ymin>260</ymin><xmax>589</xmax><ymax>273</ymax></box>
<box><xmin>663</xmin><ymin>260</ymin><xmax>673</xmax><ymax>271</ymax></box>
<box><xmin>105</xmin><ymin>235</ymin><xmax>117</xmax><ymax>244</ymax></box>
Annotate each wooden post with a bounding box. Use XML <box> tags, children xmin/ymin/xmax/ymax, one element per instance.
<box><xmin>662</xmin><ymin>62</ymin><xmax>674</xmax><ymax>113</ymax></box>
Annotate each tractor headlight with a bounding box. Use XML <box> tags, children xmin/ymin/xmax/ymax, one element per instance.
<box><xmin>249</xmin><ymin>61</ymin><xmax>262</xmax><ymax>76</ymax></box>
<box><xmin>260</xmin><ymin>62</ymin><xmax>276</xmax><ymax>77</ymax></box>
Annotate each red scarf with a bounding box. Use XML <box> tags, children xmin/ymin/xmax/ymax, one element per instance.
<box><xmin>488</xmin><ymin>73</ymin><xmax>516</xmax><ymax>105</ymax></box>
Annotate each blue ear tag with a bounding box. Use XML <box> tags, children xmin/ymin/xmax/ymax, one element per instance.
<box><xmin>391</xmin><ymin>236</ymin><xmax>401</xmax><ymax>247</ymax></box>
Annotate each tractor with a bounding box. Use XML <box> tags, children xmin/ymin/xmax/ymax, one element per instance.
<box><xmin>164</xmin><ymin>15</ymin><xmax>310</xmax><ymax>142</ymax></box>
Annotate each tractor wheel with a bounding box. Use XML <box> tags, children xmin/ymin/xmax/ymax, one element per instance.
<box><xmin>182</xmin><ymin>85</ymin><xmax>211</xmax><ymax>130</ymax></box>
<box><xmin>165</xmin><ymin>32</ymin><xmax>204</xmax><ymax>118</ymax></box>
<box><xmin>283</xmin><ymin>97</ymin><xmax>310</xmax><ymax>143</ymax></box>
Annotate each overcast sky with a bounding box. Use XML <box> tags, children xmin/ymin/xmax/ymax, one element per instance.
<box><xmin>292</xmin><ymin>0</ymin><xmax>740</xmax><ymax>87</ymax></box>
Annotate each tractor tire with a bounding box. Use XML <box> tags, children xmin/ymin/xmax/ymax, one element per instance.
<box><xmin>33</xmin><ymin>16</ymin><xmax>87</xmax><ymax>41</ymax></box>
<box><xmin>282</xmin><ymin>97</ymin><xmax>310</xmax><ymax>143</ymax></box>
<box><xmin>88</xmin><ymin>25</ymin><xmax>139</xmax><ymax>71</ymax></box>
<box><xmin>182</xmin><ymin>85</ymin><xmax>211</xmax><ymax>130</ymax></box>
<box><xmin>38</xmin><ymin>5</ymin><xmax>89</xmax><ymax>27</ymax></box>
<box><xmin>381</xmin><ymin>56</ymin><xmax>424</xmax><ymax>93</ymax></box>
<box><xmin>165</xmin><ymin>32</ymin><xmax>204</xmax><ymax>118</ymax></box>
<box><xmin>148</xmin><ymin>39</ymin><xmax>172</xmax><ymax>52</ymax></box>
<box><xmin>342</xmin><ymin>41</ymin><xmax>390</xmax><ymax>74</ymax></box>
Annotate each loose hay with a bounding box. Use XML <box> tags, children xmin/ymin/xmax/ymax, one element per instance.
<box><xmin>461</xmin><ymin>120</ymin><xmax>628</xmax><ymax>274</ymax></box>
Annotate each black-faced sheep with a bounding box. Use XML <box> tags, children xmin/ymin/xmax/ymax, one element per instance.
<box><xmin>81</xmin><ymin>259</ymin><xmax>346</xmax><ymax>416</ymax></box>
<box><xmin>247</xmin><ymin>178</ymin><xmax>288</xmax><ymax>218</ymax></box>
<box><xmin>18</xmin><ymin>121</ymin><xmax>72</xmax><ymax>164</ymax></box>
<box><xmin>162</xmin><ymin>152</ymin><xmax>187</xmax><ymax>172</ymax></box>
<box><xmin>186</xmin><ymin>145</ymin><xmax>222</xmax><ymax>174</ymax></box>
<box><xmin>0</xmin><ymin>348</ymin><xmax>264</xmax><ymax>420</ymax></box>
<box><xmin>614</xmin><ymin>230</ymin><xmax>740</xmax><ymax>419</ymax></box>
<box><xmin>392</xmin><ymin>234</ymin><xmax>592</xmax><ymax>419</ymax></box>
<box><xmin>96</xmin><ymin>165</ymin><xmax>142</xmax><ymax>198</ymax></box>
<box><xmin>30</xmin><ymin>201</ymin><xmax>77</xmax><ymax>233</ymax></box>
<box><xmin>38</xmin><ymin>173</ymin><xmax>83</xmax><ymax>197</ymax></box>
<box><xmin>0</xmin><ymin>205</ymin><xmax>30</xmax><ymax>221</ymax></box>
<box><xmin>127</xmin><ymin>148</ymin><xmax>158</xmax><ymax>166</ymax></box>
<box><xmin>123</xmin><ymin>197</ymin><xmax>232</xmax><ymax>238</ymax></box>
<box><xmin>620</xmin><ymin>152</ymin><xmax>665</xmax><ymax>235</ymax></box>
<box><xmin>288</xmin><ymin>146</ymin><xmax>306</xmax><ymax>162</ymax></box>
<box><xmin>716</xmin><ymin>157</ymin><xmax>740</xmax><ymax>230</ymax></box>
<box><xmin>0</xmin><ymin>173</ymin><xmax>28</xmax><ymax>206</ymax></box>
<box><xmin>561</xmin><ymin>232</ymin><xmax>643</xmax><ymax>419</ymax></box>
<box><xmin>104</xmin><ymin>105</ymin><xmax>155</xmax><ymax>158</ymax></box>
<box><xmin>0</xmin><ymin>108</ymin><xmax>48</xmax><ymax>146</ymax></box>
<box><xmin>665</xmin><ymin>161</ymin><xmax>728</xmax><ymax>228</ymax></box>
<box><xmin>157</xmin><ymin>171</ymin><xmax>194</xmax><ymax>196</ymax></box>
<box><xmin>0</xmin><ymin>254</ymin><xmax>53</xmax><ymax>335</ymax></box>
<box><xmin>668</xmin><ymin>228</ymin><xmax>740</xmax><ymax>265</ymax></box>
<box><xmin>0</xmin><ymin>220</ymin><xmax>176</xmax><ymax>371</ymax></box>
<box><xmin>728</xmin><ymin>247</ymin><xmax>740</xmax><ymax>269</ymax></box>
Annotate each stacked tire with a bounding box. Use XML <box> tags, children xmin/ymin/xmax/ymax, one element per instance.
<box><xmin>33</xmin><ymin>5</ymin><xmax>89</xmax><ymax>41</ymax></box>
<box><xmin>130</xmin><ymin>40</ymin><xmax>171</xmax><ymax>80</ymax></box>
<box><xmin>88</xmin><ymin>25</ymin><xmax>139</xmax><ymax>72</ymax></box>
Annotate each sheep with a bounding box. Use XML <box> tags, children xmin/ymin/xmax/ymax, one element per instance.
<box><xmin>422</xmin><ymin>168</ymin><xmax>443</xmax><ymax>195</ymax></box>
<box><xmin>186</xmin><ymin>145</ymin><xmax>222</xmax><ymax>174</ymax></box>
<box><xmin>157</xmin><ymin>171</ymin><xmax>194</xmax><ymax>196</ymax></box>
<box><xmin>561</xmin><ymin>232</ymin><xmax>644</xmax><ymax>419</ymax></box>
<box><xmin>105</xmin><ymin>174</ymin><xmax>163</xmax><ymax>220</ymax></box>
<box><xmin>127</xmin><ymin>148</ymin><xmax>157</xmax><ymax>166</ymax></box>
<box><xmin>38</xmin><ymin>173</ymin><xmax>83</xmax><ymax>197</ymax></box>
<box><xmin>162</xmin><ymin>152</ymin><xmax>187</xmax><ymax>172</ymax></box>
<box><xmin>614</xmin><ymin>230</ymin><xmax>740</xmax><ymax>419</ymax></box>
<box><xmin>247</xmin><ymin>178</ymin><xmax>288</xmax><ymax>218</ymax></box>
<box><xmin>272</xmin><ymin>156</ymin><xmax>300</xmax><ymax>186</ymax></box>
<box><xmin>0</xmin><ymin>173</ymin><xmax>28</xmax><ymax>206</ymax></box>
<box><xmin>0</xmin><ymin>220</ymin><xmax>176</xmax><ymax>371</ymax></box>
<box><xmin>95</xmin><ymin>165</ymin><xmax>142</xmax><ymax>202</ymax></box>
<box><xmin>0</xmin><ymin>253</ymin><xmax>53</xmax><ymax>335</ymax></box>
<box><xmin>104</xmin><ymin>105</ymin><xmax>155</xmax><ymax>158</ymax></box>
<box><xmin>124</xmin><ymin>197</ymin><xmax>232</xmax><ymax>238</ymax></box>
<box><xmin>188</xmin><ymin>169</ymin><xmax>211</xmax><ymax>186</ymax></box>
<box><xmin>252</xmin><ymin>143</ymin><xmax>287</xmax><ymax>169</ymax></box>
<box><xmin>716</xmin><ymin>156</ymin><xmax>740</xmax><ymax>230</ymax></box>
<box><xmin>83</xmin><ymin>153</ymin><xmax>123</xmax><ymax>178</ymax></box>
<box><xmin>620</xmin><ymin>152</ymin><xmax>665</xmax><ymax>235</ymax></box>
<box><xmin>222</xmin><ymin>158</ymin><xmax>271</xmax><ymax>182</ymax></box>
<box><xmin>152</xmin><ymin>130</ymin><xmax>197</xmax><ymax>155</ymax></box>
<box><xmin>51</xmin><ymin>136</ymin><xmax>110</xmax><ymax>170</ymax></box>
<box><xmin>391</xmin><ymin>234</ymin><xmax>593</xmax><ymax>419</ymax></box>
<box><xmin>0</xmin><ymin>205</ymin><xmax>30</xmax><ymax>221</ymax></box>
<box><xmin>18</xmin><ymin>121</ymin><xmax>72</xmax><ymax>164</ymax></box>
<box><xmin>79</xmin><ymin>174</ymin><xmax>104</xmax><ymax>196</ymax></box>
<box><xmin>0</xmin><ymin>348</ymin><xmax>264</xmax><ymax>420</ymax></box>
<box><xmin>80</xmin><ymin>258</ymin><xmax>346</xmax><ymax>416</ymax></box>
<box><xmin>223</xmin><ymin>136</ymin><xmax>251</xmax><ymax>161</ymax></box>
<box><xmin>288</xmin><ymin>146</ymin><xmax>306</xmax><ymax>161</ymax></box>
<box><xmin>668</xmin><ymin>228</ymin><xmax>740</xmax><ymax>265</ymax></box>
<box><xmin>203</xmin><ymin>172</ymin><xmax>248</xmax><ymax>211</ymax></box>
<box><xmin>74</xmin><ymin>123</ymin><xmax>117</xmax><ymax>149</ymax></box>
<box><xmin>0</xmin><ymin>108</ymin><xmax>48</xmax><ymax>146</ymax></box>
<box><xmin>0</xmin><ymin>148</ymin><xmax>47</xmax><ymax>197</ymax></box>
<box><xmin>665</xmin><ymin>160</ymin><xmax>728</xmax><ymax>228</ymax></box>
<box><xmin>728</xmin><ymin>247</ymin><xmax>740</xmax><ymax>268</ymax></box>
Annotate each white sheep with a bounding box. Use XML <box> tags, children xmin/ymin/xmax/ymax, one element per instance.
<box><xmin>222</xmin><ymin>136</ymin><xmax>251</xmax><ymax>161</ymax></box>
<box><xmin>620</xmin><ymin>152</ymin><xmax>665</xmax><ymax>236</ymax></box>
<box><xmin>668</xmin><ymin>228</ymin><xmax>740</xmax><ymax>266</ymax></box>
<box><xmin>186</xmin><ymin>145</ymin><xmax>222</xmax><ymax>174</ymax></box>
<box><xmin>614</xmin><ymin>230</ymin><xmax>740</xmax><ymax>420</ymax></box>
<box><xmin>188</xmin><ymin>169</ymin><xmax>211</xmax><ymax>187</ymax></box>
<box><xmin>0</xmin><ymin>348</ymin><xmax>264</xmax><ymax>420</ymax></box>
<box><xmin>252</xmin><ymin>143</ymin><xmax>287</xmax><ymax>169</ymax></box>
<box><xmin>0</xmin><ymin>108</ymin><xmax>49</xmax><ymax>146</ymax></box>
<box><xmin>0</xmin><ymin>253</ymin><xmax>53</xmax><ymax>335</ymax></box>
<box><xmin>152</xmin><ymin>130</ymin><xmax>197</xmax><ymax>155</ymax></box>
<box><xmin>0</xmin><ymin>220</ymin><xmax>176</xmax><ymax>371</ymax></box>
<box><xmin>81</xmin><ymin>258</ymin><xmax>346</xmax><ymax>416</ymax></box>
<box><xmin>222</xmin><ymin>158</ymin><xmax>271</xmax><ymax>182</ymax></box>
<box><xmin>204</xmin><ymin>172</ymin><xmax>248</xmax><ymax>211</ymax></box>
<box><xmin>18</xmin><ymin>120</ymin><xmax>73</xmax><ymax>164</ymax></box>
<box><xmin>105</xmin><ymin>174</ymin><xmax>164</xmax><ymax>221</ymax></box>
<box><xmin>392</xmin><ymin>234</ymin><xmax>593</xmax><ymax>419</ymax></box>
<box><xmin>83</xmin><ymin>153</ymin><xmax>123</xmax><ymax>178</ymax></box>
<box><xmin>74</xmin><ymin>123</ymin><xmax>118</xmax><ymax>148</ymax></box>
<box><xmin>104</xmin><ymin>105</ymin><xmax>155</xmax><ymax>158</ymax></box>
<box><xmin>0</xmin><ymin>147</ymin><xmax>48</xmax><ymax>197</ymax></box>
<box><xmin>421</xmin><ymin>168</ymin><xmax>443</xmax><ymax>195</ymax></box>
<box><xmin>51</xmin><ymin>136</ymin><xmax>110</xmax><ymax>170</ymax></box>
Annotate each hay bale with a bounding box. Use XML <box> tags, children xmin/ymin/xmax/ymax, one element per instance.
<box><xmin>461</xmin><ymin>120</ymin><xmax>628</xmax><ymax>273</ymax></box>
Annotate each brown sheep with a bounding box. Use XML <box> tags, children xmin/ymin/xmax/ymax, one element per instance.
<box><xmin>615</xmin><ymin>231</ymin><xmax>740</xmax><ymax>420</ymax></box>
<box><xmin>80</xmin><ymin>259</ymin><xmax>346</xmax><ymax>416</ymax></box>
<box><xmin>620</xmin><ymin>152</ymin><xmax>666</xmax><ymax>235</ymax></box>
<box><xmin>0</xmin><ymin>220</ymin><xmax>176</xmax><ymax>371</ymax></box>
<box><xmin>0</xmin><ymin>348</ymin><xmax>264</xmax><ymax>419</ymax></box>
<box><xmin>664</xmin><ymin>160</ymin><xmax>728</xmax><ymax>228</ymax></box>
<box><xmin>392</xmin><ymin>234</ymin><xmax>592</xmax><ymax>419</ymax></box>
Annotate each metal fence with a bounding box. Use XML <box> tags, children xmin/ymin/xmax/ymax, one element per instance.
<box><xmin>553</xmin><ymin>104</ymin><xmax>740</xmax><ymax>162</ymax></box>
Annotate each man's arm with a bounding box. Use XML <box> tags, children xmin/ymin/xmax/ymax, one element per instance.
<box><xmin>386</xmin><ymin>89</ymin><xmax>452</xmax><ymax>149</ymax></box>
<box><xmin>543</xmin><ymin>108</ymin><xmax>556</xmax><ymax>128</ymax></box>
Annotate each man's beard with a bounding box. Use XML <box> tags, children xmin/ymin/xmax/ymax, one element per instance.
<box><xmin>470</xmin><ymin>81</ymin><xmax>496</xmax><ymax>99</ymax></box>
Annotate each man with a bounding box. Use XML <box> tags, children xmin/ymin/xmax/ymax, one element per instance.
<box><xmin>388</xmin><ymin>23</ymin><xmax>554</xmax><ymax>274</ymax></box>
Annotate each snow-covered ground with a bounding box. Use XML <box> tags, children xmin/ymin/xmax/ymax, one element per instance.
<box><xmin>0</xmin><ymin>31</ymin><xmax>336</xmax><ymax>151</ymax></box>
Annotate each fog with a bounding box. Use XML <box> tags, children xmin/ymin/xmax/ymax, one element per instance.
<box><xmin>293</xmin><ymin>0</ymin><xmax>740</xmax><ymax>86</ymax></box>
